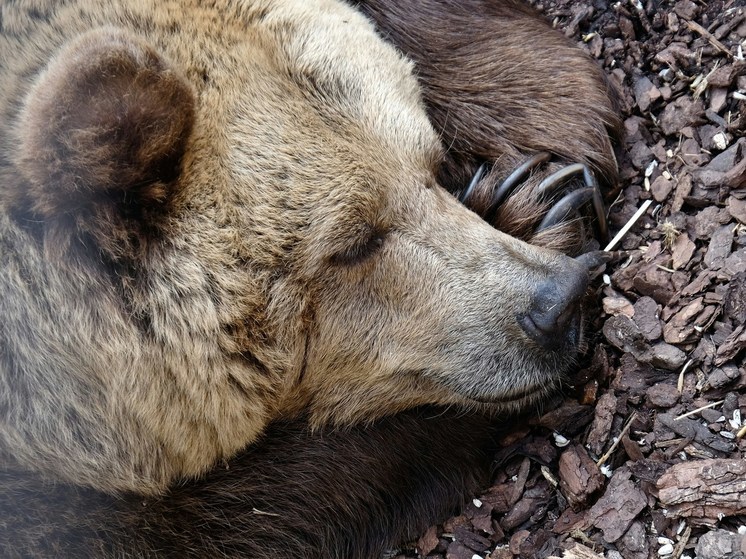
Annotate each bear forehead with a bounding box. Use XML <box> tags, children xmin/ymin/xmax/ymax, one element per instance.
<box><xmin>145</xmin><ymin>0</ymin><xmax>445</xmax><ymax>248</ymax></box>
<box><xmin>99</xmin><ymin>0</ymin><xmax>444</xmax><ymax>227</ymax></box>
<box><xmin>172</xmin><ymin>0</ymin><xmax>443</xmax><ymax>179</ymax></box>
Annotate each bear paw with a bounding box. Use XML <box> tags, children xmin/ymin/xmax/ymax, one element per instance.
<box><xmin>459</xmin><ymin>153</ymin><xmax>611</xmax><ymax>256</ymax></box>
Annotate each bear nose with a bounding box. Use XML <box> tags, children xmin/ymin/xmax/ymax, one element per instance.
<box><xmin>517</xmin><ymin>257</ymin><xmax>589</xmax><ymax>351</ymax></box>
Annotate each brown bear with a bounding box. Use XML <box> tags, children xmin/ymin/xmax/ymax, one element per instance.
<box><xmin>0</xmin><ymin>0</ymin><xmax>619</xmax><ymax>556</ymax></box>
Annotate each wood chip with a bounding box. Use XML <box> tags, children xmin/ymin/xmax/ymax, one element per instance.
<box><xmin>559</xmin><ymin>444</ymin><xmax>606</xmax><ymax>509</ymax></box>
<box><xmin>588</xmin><ymin>468</ymin><xmax>647</xmax><ymax>543</ymax></box>
<box><xmin>657</xmin><ymin>459</ymin><xmax>746</xmax><ymax>525</ymax></box>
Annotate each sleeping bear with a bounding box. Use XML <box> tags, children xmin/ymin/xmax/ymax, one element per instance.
<box><xmin>0</xmin><ymin>0</ymin><xmax>619</xmax><ymax>556</ymax></box>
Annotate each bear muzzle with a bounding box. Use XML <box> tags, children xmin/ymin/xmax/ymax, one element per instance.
<box><xmin>516</xmin><ymin>253</ymin><xmax>590</xmax><ymax>352</ymax></box>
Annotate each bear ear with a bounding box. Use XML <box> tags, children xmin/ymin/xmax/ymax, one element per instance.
<box><xmin>16</xmin><ymin>28</ymin><xmax>195</xmax><ymax>219</ymax></box>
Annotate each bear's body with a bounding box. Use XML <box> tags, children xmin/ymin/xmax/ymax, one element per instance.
<box><xmin>0</xmin><ymin>0</ymin><xmax>618</xmax><ymax>556</ymax></box>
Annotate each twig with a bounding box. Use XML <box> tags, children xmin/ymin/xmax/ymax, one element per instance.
<box><xmin>540</xmin><ymin>465</ymin><xmax>559</xmax><ymax>488</ymax></box>
<box><xmin>674</xmin><ymin>400</ymin><xmax>724</xmax><ymax>421</ymax></box>
<box><xmin>686</xmin><ymin>20</ymin><xmax>733</xmax><ymax>57</ymax></box>
<box><xmin>604</xmin><ymin>199</ymin><xmax>653</xmax><ymax>252</ymax></box>
<box><xmin>737</xmin><ymin>423</ymin><xmax>746</xmax><ymax>439</ymax></box>
<box><xmin>656</xmin><ymin>264</ymin><xmax>677</xmax><ymax>273</ymax></box>
<box><xmin>672</xmin><ymin>525</ymin><xmax>692</xmax><ymax>559</ymax></box>
<box><xmin>677</xmin><ymin>359</ymin><xmax>694</xmax><ymax>393</ymax></box>
<box><xmin>597</xmin><ymin>412</ymin><xmax>637</xmax><ymax>467</ymax></box>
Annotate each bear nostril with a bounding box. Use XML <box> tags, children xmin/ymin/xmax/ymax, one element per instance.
<box><xmin>524</xmin><ymin>297</ymin><xmax>580</xmax><ymax>337</ymax></box>
<box><xmin>518</xmin><ymin>259</ymin><xmax>589</xmax><ymax>350</ymax></box>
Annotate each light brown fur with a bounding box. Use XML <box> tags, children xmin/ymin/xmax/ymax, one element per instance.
<box><xmin>3</xmin><ymin>0</ymin><xmax>594</xmax><ymax>499</ymax></box>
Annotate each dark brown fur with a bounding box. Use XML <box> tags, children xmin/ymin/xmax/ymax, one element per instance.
<box><xmin>355</xmin><ymin>0</ymin><xmax>621</xmax><ymax>188</ymax></box>
<box><xmin>1</xmin><ymin>409</ymin><xmax>497</xmax><ymax>558</ymax></box>
<box><xmin>15</xmin><ymin>29</ymin><xmax>194</xmax><ymax>259</ymax></box>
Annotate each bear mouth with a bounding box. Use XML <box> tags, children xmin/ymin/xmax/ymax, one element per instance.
<box><xmin>463</xmin><ymin>381</ymin><xmax>557</xmax><ymax>406</ymax></box>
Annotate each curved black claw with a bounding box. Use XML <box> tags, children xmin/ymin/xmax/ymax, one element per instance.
<box><xmin>459</xmin><ymin>162</ymin><xmax>488</xmax><ymax>205</ymax></box>
<box><xmin>536</xmin><ymin>163</ymin><xmax>608</xmax><ymax>244</ymax></box>
<box><xmin>575</xmin><ymin>250</ymin><xmax>612</xmax><ymax>279</ymax></box>
<box><xmin>574</xmin><ymin>250</ymin><xmax>612</xmax><ymax>270</ymax></box>
<box><xmin>459</xmin><ymin>154</ymin><xmax>609</xmax><ymax>245</ymax></box>
<box><xmin>537</xmin><ymin>164</ymin><xmax>586</xmax><ymax>196</ymax></box>
<box><xmin>584</xmin><ymin>167</ymin><xmax>608</xmax><ymax>243</ymax></box>
<box><xmin>538</xmin><ymin>187</ymin><xmax>594</xmax><ymax>232</ymax></box>
<box><xmin>460</xmin><ymin>152</ymin><xmax>553</xmax><ymax>223</ymax></box>
<box><xmin>491</xmin><ymin>152</ymin><xmax>552</xmax><ymax>209</ymax></box>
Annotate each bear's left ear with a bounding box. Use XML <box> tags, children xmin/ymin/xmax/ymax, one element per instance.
<box><xmin>16</xmin><ymin>28</ymin><xmax>195</xmax><ymax>220</ymax></box>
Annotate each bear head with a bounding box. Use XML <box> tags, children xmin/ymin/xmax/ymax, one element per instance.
<box><xmin>1</xmin><ymin>1</ymin><xmax>590</xmax><ymax>494</ymax></box>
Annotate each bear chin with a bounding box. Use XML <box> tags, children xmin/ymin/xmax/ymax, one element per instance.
<box><xmin>0</xmin><ymin>0</ymin><xmax>619</xmax><ymax>557</ymax></box>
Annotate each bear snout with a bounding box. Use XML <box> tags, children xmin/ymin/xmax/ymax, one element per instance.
<box><xmin>517</xmin><ymin>255</ymin><xmax>589</xmax><ymax>351</ymax></box>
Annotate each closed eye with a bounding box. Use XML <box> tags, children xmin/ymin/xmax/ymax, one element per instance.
<box><xmin>331</xmin><ymin>229</ymin><xmax>387</xmax><ymax>266</ymax></box>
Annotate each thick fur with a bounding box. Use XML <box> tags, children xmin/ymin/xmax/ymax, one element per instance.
<box><xmin>355</xmin><ymin>0</ymin><xmax>619</xmax><ymax>187</ymax></box>
<box><xmin>1</xmin><ymin>409</ymin><xmax>497</xmax><ymax>558</ymax></box>
<box><xmin>0</xmin><ymin>0</ymin><xmax>619</xmax><ymax>557</ymax></box>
